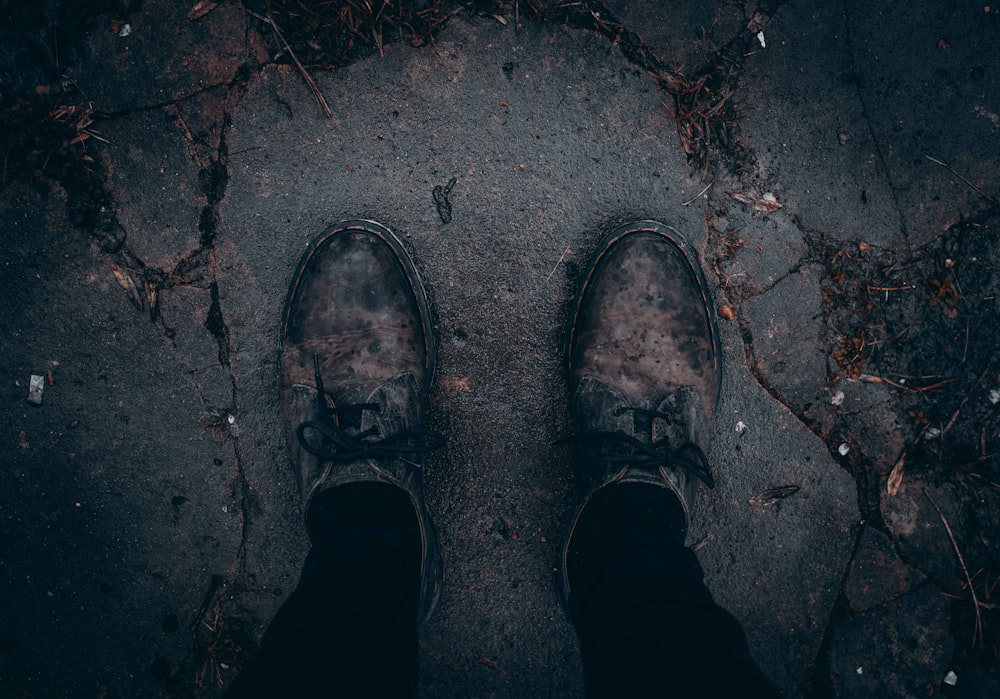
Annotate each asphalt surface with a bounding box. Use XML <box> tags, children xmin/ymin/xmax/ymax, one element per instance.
<box><xmin>2</xmin><ymin>1</ymin><xmax>998</xmax><ymax>697</ymax></box>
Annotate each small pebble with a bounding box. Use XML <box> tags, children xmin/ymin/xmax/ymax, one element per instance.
<box><xmin>944</xmin><ymin>670</ymin><xmax>957</xmax><ymax>686</ymax></box>
<box><xmin>838</xmin><ymin>443</ymin><xmax>850</xmax><ymax>456</ymax></box>
<box><xmin>831</xmin><ymin>390</ymin><xmax>845</xmax><ymax>406</ymax></box>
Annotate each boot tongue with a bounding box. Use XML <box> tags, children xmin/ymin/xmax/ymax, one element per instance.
<box><xmin>572</xmin><ymin>376</ymin><xmax>634</xmax><ymax>435</ymax></box>
<box><xmin>652</xmin><ymin>386</ymin><xmax>710</xmax><ymax>453</ymax></box>
<box><xmin>651</xmin><ymin>386</ymin><xmax>713</xmax><ymax>521</ymax></box>
<box><xmin>361</xmin><ymin>373</ymin><xmax>422</xmax><ymax>439</ymax></box>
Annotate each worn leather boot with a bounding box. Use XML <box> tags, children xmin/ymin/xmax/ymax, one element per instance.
<box><xmin>279</xmin><ymin>219</ymin><xmax>444</xmax><ymax>624</ymax></box>
<box><xmin>560</xmin><ymin>220</ymin><xmax>721</xmax><ymax>602</ymax></box>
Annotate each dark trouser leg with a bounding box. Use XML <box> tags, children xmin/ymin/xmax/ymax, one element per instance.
<box><xmin>567</xmin><ymin>483</ymin><xmax>781</xmax><ymax>698</ymax></box>
<box><xmin>226</xmin><ymin>482</ymin><xmax>422</xmax><ymax>698</ymax></box>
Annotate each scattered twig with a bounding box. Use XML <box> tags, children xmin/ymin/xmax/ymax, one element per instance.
<box><xmin>248</xmin><ymin>10</ymin><xmax>333</xmax><ymax>118</ymax></box>
<box><xmin>942</xmin><ymin>396</ymin><xmax>969</xmax><ymax>436</ymax></box>
<box><xmin>853</xmin><ymin>373</ymin><xmax>956</xmax><ymax>392</ymax></box>
<box><xmin>924</xmin><ymin>155</ymin><xmax>998</xmax><ymax>206</ymax></box>
<box><xmin>866</xmin><ymin>284</ymin><xmax>916</xmax><ymax>292</ymax></box>
<box><xmin>546</xmin><ymin>245</ymin><xmax>572</xmax><ymax>282</ymax></box>
<box><xmin>923</xmin><ymin>487</ymin><xmax>987</xmax><ymax>647</ymax></box>
<box><xmin>680</xmin><ymin>180</ymin><xmax>714</xmax><ymax>206</ymax></box>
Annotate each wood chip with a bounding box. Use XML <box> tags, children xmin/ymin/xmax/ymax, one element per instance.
<box><xmin>729</xmin><ymin>191</ymin><xmax>783</xmax><ymax>212</ymax></box>
<box><xmin>886</xmin><ymin>454</ymin><xmax>906</xmax><ymax>496</ymax></box>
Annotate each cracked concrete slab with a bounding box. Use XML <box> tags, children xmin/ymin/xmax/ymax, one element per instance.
<box><xmin>696</xmin><ymin>321</ymin><xmax>857</xmax><ymax>693</ymax></box>
<box><xmin>737</xmin><ymin>0</ymin><xmax>903</xmax><ymax>247</ymax></box>
<box><xmin>1</xmin><ymin>184</ymin><xmax>241</xmax><ymax>695</ymax></box>
<box><xmin>845</xmin><ymin>525</ymin><xmax>925</xmax><ymax>614</ymax></box>
<box><xmin>845</xmin><ymin>0</ymin><xmax>1000</xmax><ymax>244</ymax></box>
<box><xmin>3</xmin><ymin>0</ymin><xmax>998</xmax><ymax>696</ymax></box>
<box><xmin>829</xmin><ymin>583</ymin><xmax>953</xmax><ymax>698</ymax></box>
<box><xmin>100</xmin><ymin>109</ymin><xmax>205</xmax><ymax>272</ymax></box>
<box><xmin>66</xmin><ymin>0</ymin><xmax>250</xmax><ymax>112</ymax></box>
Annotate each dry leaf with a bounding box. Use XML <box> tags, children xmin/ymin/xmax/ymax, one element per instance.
<box><xmin>729</xmin><ymin>191</ymin><xmax>783</xmax><ymax>212</ymax></box>
<box><xmin>187</xmin><ymin>1</ymin><xmax>218</xmax><ymax>22</ymax></box>
<box><xmin>748</xmin><ymin>485</ymin><xmax>800</xmax><ymax>507</ymax></box>
<box><xmin>886</xmin><ymin>454</ymin><xmax>906</xmax><ymax>496</ymax></box>
<box><xmin>111</xmin><ymin>264</ymin><xmax>144</xmax><ymax>310</ymax></box>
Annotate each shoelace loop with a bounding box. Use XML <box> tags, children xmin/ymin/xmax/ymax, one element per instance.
<box><xmin>570</xmin><ymin>406</ymin><xmax>715</xmax><ymax>488</ymax></box>
<box><xmin>296</xmin><ymin>354</ymin><xmax>445</xmax><ymax>462</ymax></box>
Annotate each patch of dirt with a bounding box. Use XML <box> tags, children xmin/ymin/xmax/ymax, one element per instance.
<box><xmin>734</xmin><ymin>210</ymin><xmax>1000</xmax><ymax>679</ymax></box>
<box><xmin>821</xmin><ymin>214</ymin><xmax>999</xmax><ymax>495</ymax></box>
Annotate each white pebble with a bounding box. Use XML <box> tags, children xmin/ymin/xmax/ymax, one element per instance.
<box><xmin>943</xmin><ymin>670</ymin><xmax>957</xmax><ymax>686</ymax></box>
<box><xmin>27</xmin><ymin>375</ymin><xmax>45</xmax><ymax>405</ymax></box>
<box><xmin>838</xmin><ymin>443</ymin><xmax>850</xmax><ymax>456</ymax></box>
<box><xmin>831</xmin><ymin>390</ymin><xmax>845</xmax><ymax>406</ymax></box>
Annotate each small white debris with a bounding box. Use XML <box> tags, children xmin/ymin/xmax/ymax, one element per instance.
<box><xmin>119</xmin><ymin>23</ymin><xmax>132</xmax><ymax>38</ymax></box>
<box><xmin>227</xmin><ymin>414</ymin><xmax>236</xmax><ymax>425</ymax></box>
<box><xmin>736</xmin><ymin>420</ymin><xmax>748</xmax><ymax>434</ymax></box>
<box><xmin>757</xmin><ymin>31</ymin><xmax>766</xmax><ymax>48</ymax></box>
<box><xmin>943</xmin><ymin>670</ymin><xmax>957</xmax><ymax>686</ymax></box>
<box><xmin>831</xmin><ymin>390</ymin><xmax>845</xmax><ymax>406</ymax></box>
<box><xmin>925</xmin><ymin>427</ymin><xmax>942</xmax><ymax>440</ymax></box>
<box><xmin>856</xmin><ymin>666</ymin><xmax>863</xmax><ymax>675</ymax></box>
<box><xmin>989</xmin><ymin>389</ymin><xmax>1000</xmax><ymax>404</ymax></box>
<box><xmin>838</xmin><ymin>443</ymin><xmax>850</xmax><ymax>456</ymax></box>
<box><xmin>27</xmin><ymin>375</ymin><xmax>45</xmax><ymax>405</ymax></box>
<box><xmin>762</xmin><ymin>192</ymin><xmax>778</xmax><ymax>204</ymax></box>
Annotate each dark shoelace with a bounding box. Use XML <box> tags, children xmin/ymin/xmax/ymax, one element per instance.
<box><xmin>296</xmin><ymin>355</ymin><xmax>445</xmax><ymax>462</ymax></box>
<box><xmin>569</xmin><ymin>406</ymin><xmax>715</xmax><ymax>488</ymax></box>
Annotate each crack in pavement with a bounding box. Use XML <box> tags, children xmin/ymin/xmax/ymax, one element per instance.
<box><xmin>840</xmin><ymin>0</ymin><xmax>909</xmax><ymax>245</ymax></box>
<box><xmin>189</xmin><ymin>104</ymin><xmax>255</xmax><ymax>579</ymax></box>
<box><xmin>84</xmin><ymin>56</ymin><xmax>257</xmax><ymax>581</ymax></box>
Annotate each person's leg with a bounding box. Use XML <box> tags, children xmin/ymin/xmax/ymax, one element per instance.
<box><xmin>567</xmin><ymin>483</ymin><xmax>778</xmax><ymax>696</ymax></box>
<box><xmin>227</xmin><ymin>483</ymin><xmax>421</xmax><ymax>697</ymax></box>
<box><xmin>561</xmin><ymin>221</ymin><xmax>779</xmax><ymax>697</ymax></box>
<box><xmin>227</xmin><ymin>220</ymin><xmax>444</xmax><ymax>697</ymax></box>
